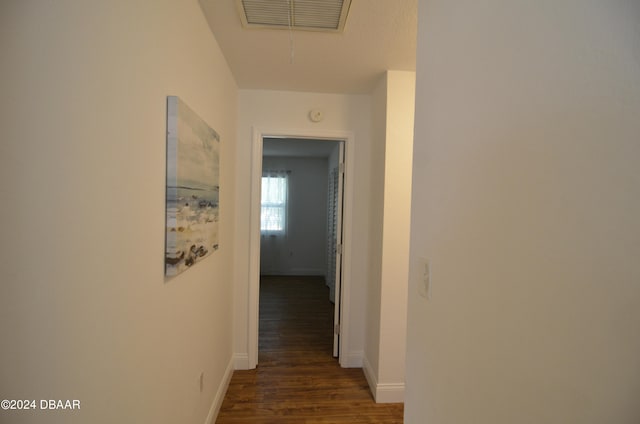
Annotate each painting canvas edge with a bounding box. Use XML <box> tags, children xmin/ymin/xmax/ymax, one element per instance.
<box><xmin>164</xmin><ymin>95</ymin><xmax>220</xmax><ymax>279</ymax></box>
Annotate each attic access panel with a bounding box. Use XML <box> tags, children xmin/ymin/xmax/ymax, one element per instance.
<box><xmin>237</xmin><ymin>0</ymin><xmax>352</xmax><ymax>32</ymax></box>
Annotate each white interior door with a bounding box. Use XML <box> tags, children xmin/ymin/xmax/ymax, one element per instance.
<box><xmin>333</xmin><ymin>142</ymin><xmax>345</xmax><ymax>357</ymax></box>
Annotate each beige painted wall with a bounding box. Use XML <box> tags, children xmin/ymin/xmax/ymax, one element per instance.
<box><xmin>364</xmin><ymin>71</ymin><xmax>415</xmax><ymax>403</ymax></box>
<box><xmin>406</xmin><ymin>1</ymin><xmax>640</xmax><ymax>423</ymax></box>
<box><xmin>0</xmin><ymin>1</ymin><xmax>237</xmax><ymax>423</ymax></box>
<box><xmin>235</xmin><ymin>89</ymin><xmax>372</xmax><ymax>367</ymax></box>
<box><xmin>364</xmin><ymin>75</ymin><xmax>388</xmax><ymax>385</ymax></box>
<box><xmin>378</xmin><ymin>70</ymin><xmax>414</xmax><ymax>392</ymax></box>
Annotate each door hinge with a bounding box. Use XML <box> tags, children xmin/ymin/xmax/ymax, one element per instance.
<box><xmin>334</xmin><ymin>324</ymin><xmax>340</xmax><ymax>335</ymax></box>
<box><xmin>336</xmin><ymin>243</ymin><xmax>343</xmax><ymax>255</ymax></box>
<box><xmin>338</xmin><ymin>162</ymin><xmax>345</xmax><ymax>174</ymax></box>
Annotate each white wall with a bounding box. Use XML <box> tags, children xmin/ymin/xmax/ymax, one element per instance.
<box><xmin>0</xmin><ymin>1</ymin><xmax>237</xmax><ymax>423</ymax></box>
<box><xmin>364</xmin><ymin>76</ymin><xmax>387</xmax><ymax>385</ymax></box>
<box><xmin>406</xmin><ymin>1</ymin><xmax>640</xmax><ymax>423</ymax></box>
<box><xmin>260</xmin><ymin>156</ymin><xmax>329</xmax><ymax>276</ymax></box>
<box><xmin>235</xmin><ymin>89</ymin><xmax>372</xmax><ymax>368</ymax></box>
<box><xmin>378</xmin><ymin>71</ymin><xmax>415</xmax><ymax>398</ymax></box>
<box><xmin>363</xmin><ymin>71</ymin><xmax>415</xmax><ymax>403</ymax></box>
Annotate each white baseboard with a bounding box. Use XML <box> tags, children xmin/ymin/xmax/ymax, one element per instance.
<box><xmin>290</xmin><ymin>268</ymin><xmax>326</xmax><ymax>276</ymax></box>
<box><xmin>343</xmin><ymin>350</ymin><xmax>363</xmax><ymax>368</ymax></box>
<box><xmin>375</xmin><ymin>382</ymin><xmax>405</xmax><ymax>403</ymax></box>
<box><xmin>233</xmin><ymin>352</ymin><xmax>250</xmax><ymax>370</ymax></box>
<box><xmin>205</xmin><ymin>356</ymin><xmax>234</xmax><ymax>424</ymax></box>
<box><xmin>362</xmin><ymin>354</ymin><xmax>378</xmax><ymax>400</ymax></box>
<box><xmin>362</xmin><ymin>354</ymin><xmax>405</xmax><ymax>404</ymax></box>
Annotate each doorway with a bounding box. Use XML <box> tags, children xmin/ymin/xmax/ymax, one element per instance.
<box><xmin>260</xmin><ymin>138</ymin><xmax>344</xmax><ymax>359</ymax></box>
<box><xmin>247</xmin><ymin>129</ymin><xmax>354</xmax><ymax>369</ymax></box>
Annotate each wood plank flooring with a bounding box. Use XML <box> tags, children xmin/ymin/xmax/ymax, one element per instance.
<box><xmin>216</xmin><ymin>275</ymin><xmax>403</xmax><ymax>424</ymax></box>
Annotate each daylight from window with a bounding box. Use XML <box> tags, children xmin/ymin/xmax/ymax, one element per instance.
<box><xmin>261</xmin><ymin>173</ymin><xmax>288</xmax><ymax>233</ymax></box>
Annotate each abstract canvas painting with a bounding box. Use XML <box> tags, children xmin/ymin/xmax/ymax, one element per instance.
<box><xmin>165</xmin><ymin>96</ymin><xmax>220</xmax><ymax>277</ymax></box>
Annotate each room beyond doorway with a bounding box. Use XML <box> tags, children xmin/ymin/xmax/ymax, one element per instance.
<box><xmin>247</xmin><ymin>129</ymin><xmax>354</xmax><ymax>369</ymax></box>
<box><xmin>260</xmin><ymin>138</ymin><xmax>341</xmax><ymax>278</ymax></box>
<box><xmin>260</xmin><ymin>137</ymin><xmax>344</xmax><ymax>358</ymax></box>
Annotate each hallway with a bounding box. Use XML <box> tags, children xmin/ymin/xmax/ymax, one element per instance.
<box><xmin>216</xmin><ymin>276</ymin><xmax>403</xmax><ymax>423</ymax></box>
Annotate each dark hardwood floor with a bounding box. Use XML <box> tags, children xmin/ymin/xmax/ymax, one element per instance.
<box><xmin>216</xmin><ymin>275</ymin><xmax>404</xmax><ymax>424</ymax></box>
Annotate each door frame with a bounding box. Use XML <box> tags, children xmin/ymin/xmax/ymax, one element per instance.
<box><xmin>247</xmin><ymin>127</ymin><xmax>355</xmax><ymax>368</ymax></box>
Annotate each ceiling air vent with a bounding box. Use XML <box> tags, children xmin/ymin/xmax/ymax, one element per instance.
<box><xmin>237</xmin><ymin>0</ymin><xmax>352</xmax><ymax>32</ymax></box>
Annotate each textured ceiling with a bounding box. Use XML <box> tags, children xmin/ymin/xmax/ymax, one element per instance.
<box><xmin>199</xmin><ymin>0</ymin><xmax>417</xmax><ymax>94</ymax></box>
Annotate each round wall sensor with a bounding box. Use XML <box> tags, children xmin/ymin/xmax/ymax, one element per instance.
<box><xmin>309</xmin><ymin>109</ymin><xmax>324</xmax><ymax>122</ymax></box>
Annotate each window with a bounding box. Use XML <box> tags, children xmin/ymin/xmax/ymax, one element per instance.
<box><xmin>261</xmin><ymin>171</ymin><xmax>288</xmax><ymax>233</ymax></box>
